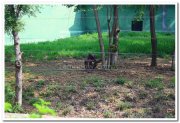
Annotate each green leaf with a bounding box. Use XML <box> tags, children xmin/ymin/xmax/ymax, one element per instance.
<box><xmin>5</xmin><ymin>102</ymin><xmax>12</xmax><ymax>112</ymax></box>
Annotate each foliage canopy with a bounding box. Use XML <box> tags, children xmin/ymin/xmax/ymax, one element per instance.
<box><xmin>5</xmin><ymin>5</ymin><xmax>40</xmax><ymax>34</ymax></box>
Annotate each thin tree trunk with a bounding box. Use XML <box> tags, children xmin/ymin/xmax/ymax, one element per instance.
<box><xmin>150</xmin><ymin>5</ymin><xmax>157</xmax><ymax>66</ymax></box>
<box><xmin>93</xmin><ymin>5</ymin><xmax>105</xmax><ymax>68</ymax></box>
<box><xmin>110</xmin><ymin>5</ymin><xmax>119</xmax><ymax>66</ymax></box>
<box><xmin>12</xmin><ymin>30</ymin><xmax>23</xmax><ymax>106</ymax></box>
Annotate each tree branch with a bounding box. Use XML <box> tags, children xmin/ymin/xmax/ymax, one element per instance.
<box><xmin>16</xmin><ymin>5</ymin><xmax>23</xmax><ymax>18</ymax></box>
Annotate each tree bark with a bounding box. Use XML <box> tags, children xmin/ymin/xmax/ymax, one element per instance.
<box><xmin>93</xmin><ymin>5</ymin><xmax>105</xmax><ymax>68</ymax></box>
<box><xmin>110</xmin><ymin>5</ymin><xmax>119</xmax><ymax>66</ymax></box>
<box><xmin>149</xmin><ymin>5</ymin><xmax>157</xmax><ymax>66</ymax></box>
<box><xmin>106</xmin><ymin>6</ymin><xmax>112</xmax><ymax>69</ymax></box>
<box><xmin>12</xmin><ymin>30</ymin><xmax>23</xmax><ymax>106</ymax></box>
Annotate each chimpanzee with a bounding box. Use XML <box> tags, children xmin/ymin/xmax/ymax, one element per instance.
<box><xmin>84</xmin><ymin>54</ymin><xmax>102</xmax><ymax>69</ymax></box>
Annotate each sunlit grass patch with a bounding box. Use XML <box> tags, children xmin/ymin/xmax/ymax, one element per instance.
<box><xmin>5</xmin><ymin>32</ymin><xmax>175</xmax><ymax>61</ymax></box>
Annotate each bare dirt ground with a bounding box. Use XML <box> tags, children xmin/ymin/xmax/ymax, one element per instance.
<box><xmin>5</xmin><ymin>57</ymin><xmax>175</xmax><ymax>118</ymax></box>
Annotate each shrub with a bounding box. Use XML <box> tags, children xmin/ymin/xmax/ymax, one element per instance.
<box><xmin>29</xmin><ymin>98</ymin><xmax>56</xmax><ymax>118</ymax></box>
<box><xmin>33</xmin><ymin>103</ymin><xmax>56</xmax><ymax>115</ymax></box>
<box><xmin>5</xmin><ymin>102</ymin><xmax>24</xmax><ymax>113</ymax></box>
<box><xmin>5</xmin><ymin>102</ymin><xmax>12</xmax><ymax>112</ymax></box>
<box><xmin>5</xmin><ymin>100</ymin><xmax>25</xmax><ymax>113</ymax></box>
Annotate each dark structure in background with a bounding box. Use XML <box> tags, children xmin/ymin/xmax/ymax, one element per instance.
<box><xmin>72</xmin><ymin>5</ymin><xmax>175</xmax><ymax>34</ymax></box>
<box><xmin>131</xmin><ymin>21</ymin><xmax>143</xmax><ymax>31</ymax></box>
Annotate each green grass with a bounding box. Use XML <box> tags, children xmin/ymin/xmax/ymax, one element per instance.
<box><xmin>35</xmin><ymin>80</ymin><xmax>45</xmax><ymax>89</ymax></box>
<box><xmin>85</xmin><ymin>76</ymin><xmax>105</xmax><ymax>88</ymax></box>
<box><xmin>64</xmin><ymin>84</ymin><xmax>77</xmax><ymax>93</ymax></box>
<box><xmin>29</xmin><ymin>113</ymin><xmax>42</xmax><ymax>118</ymax></box>
<box><xmin>23</xmin><ymin>86</ymin><xmax>34</xmax><ymax>101</ymax></box>
<box><xmin>56</xmin><ymin>102</ymin><xmax>62</xmax><ymax>109</ymax></box>
<box><xmin>5</xmin><ymin>32</ymin><xmax>175</xmax><ymax>61</ymax></box>
<box><xmin>123</xmin><ymin>108</ymin><xmax>148</xmax><ymax>118</ymax></box>
<box><xmin>86</xmin><ymin>101</ymin><xmax>96</xmax><ymax>110</ymax></box>
<box><xmin>138</xmin><ymin>91</ymin><xmax>148</xmax><ymax>99</ymax></box>
<box><xmin>5</xmin><ymin>83</ymin><xmax>15</xmax><ymax>103</ymax></box>
<box><xmin>145</xmin><ymin>77</ymin><xmax>164</xmax><ymax>90</ymax></box>
<box><xmin>116</xmin><ymin>101</ymin><xmax>132</xmax><ymax>111</ymax></box>
<box><xmin>103</xmin><ymin>110</ymin><xmax>113</xmax><ymax>118</ymax></box>
<box><xmin>61</xmin><ymin>105</ymin><xmax>73</xmax><ymax>116</ymax></box>
<box><xmin>12</xmin><ymin>104</ymin><xmax>24</xmax><ymax>113</ymax></box>
<box><xmin>114</xmin><ymin>77</ymin><xmax>126</xmax><ymax>85</ymax></box>
<box><xmin>168</xmin><ymin>76</ymin><xmax>175</xmax><ymax>88</ymax></box>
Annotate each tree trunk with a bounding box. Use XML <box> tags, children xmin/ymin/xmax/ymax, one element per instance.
<box><xmin>12</xmin><ymin>30</ymin><xmax>23</xmax><ymax>106</ymax></box>
<box><xmin>93</xmin><ymin>5</ymin><xmax>105</xmax><ymax>68</ymax></box>
<box><xmin>149</xmin><ymin>5</ymin><xmax>157</xmax><ymax>67</ymax></box>
<box><xmin>110</xmin><ymin>5</ymin><xmax>119</xmax><ymax>66</ymax></box>
<box><xmin>107</xmin><ymin>6</ymin><xmax>112</xmax><ymax>69</ymax></box>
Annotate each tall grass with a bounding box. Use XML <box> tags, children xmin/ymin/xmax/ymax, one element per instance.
<box><xmin>5</xmin><ymin>32</ymin><xmax>175</xmax><ymax>61</ymax></box>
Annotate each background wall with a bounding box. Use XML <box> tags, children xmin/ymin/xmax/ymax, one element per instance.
<box><xmin>5</xmin><ymin>5</ymin><xmax>84</xmax><ymax>45</ymax></box>
<box><xmin>83</xmin><ymin>5</ymin><xmax>175</xmax><ymax>33</ymax></box>
<box><xmin>5</xmin><ymin>5</ymin><xmax>175</xmax><ymax>45</ymax></box>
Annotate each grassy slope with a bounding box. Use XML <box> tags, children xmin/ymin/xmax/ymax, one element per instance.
<box><xmin>5</xmin><ymin>32</ymin><xmax>175</xmax><ymax>61</ymax></box>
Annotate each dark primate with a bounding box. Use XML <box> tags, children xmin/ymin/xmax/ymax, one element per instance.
<box><xmin>84</xmin><ymin>54</ymin><xmax>102</xmax><ymax>69</ymax></box>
